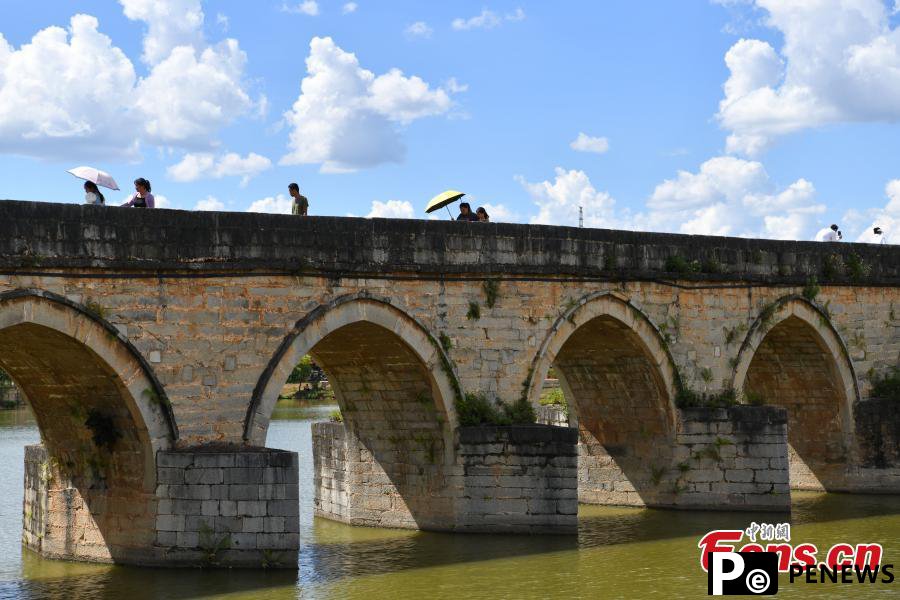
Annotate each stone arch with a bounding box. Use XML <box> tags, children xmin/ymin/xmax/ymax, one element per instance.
<box><xmin>0</xmin><ymin>288</ymin><xmax>175</xmax><ymax>562</ymax></box>
<box><xmin>246</xmin><ymin>293</ymin><xmax>460</xmax><ymax>529</ymax></box>
<box><xmin>526</xmin><ymin>292</ymin><xmax>679</xmax><ymax>506</ymax></box>
<box><xmin>245</xmin><ymin>293</ymin><xmax>459</xmax><ymax>448</ymax></box>
<box><xmin>732</xmin><ymin>295</ymin><xmax>858</xmax><ymax>491</ymax></box>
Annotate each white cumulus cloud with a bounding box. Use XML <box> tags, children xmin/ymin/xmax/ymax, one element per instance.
<box><xmin>248</xmin><ymin>194</ymin><xmax>293</xmax><ymax>214</ymax></box>
<box><xmin>517</xmin><ymin>168</ymin><xmax>619</xmax><ymax>228</ymax></box>
<box><xmin>854</xmin><ymin>179</ymin><xmax>900</xmax><ymax>244</ymax></box>
<box><xmin>718</xmin><ymin>0</ymin><xmax>900</xmax><ymax>155</ymax></box>
<box><xmin>282</xmin><ymin>1</ymin><xmax>319</xmax><ymax>16</ymax></box>
<box><xmin>167</xmin><ymin>151</ymin><xmax>272</xmax><ymax>186</ymax></box>
<box><xmin>452</xmin><ymin>8</ymin><xmax>525</xmax><ymax>30</ymax></box>
<box><xmin>406</xmin><ymin>21</ymin><xmax>433</xmax><ymax>38</ymax></box>
<box><xmin>280</xmin><ymin>37</ymin><xmax>455</xmax><ymax>172</ymax></box>
<box><xmin>342</xmin><ymin>2</ymin><xmax>358</xmax><ymax>14</ymax></box>
<box><xmin>194</xmin><ymin>195</ymin><xmax>224</xmax><ymax>211</ymax></box>
<box><xmin>646</xmin><ymin>156</ymin><xmax>823</xmax><ymax>238</ymax></box>
<box><xmin>366</xmin><ymin>199</ymin><xmax>415</xmax><ymax>219</ymax></box>
<box><xmin>570</xmin><ymin>133</ymin><xmax>609</xmax><ymax>154</ymax></box>
<box><xmin>119</xmin><ymin>0</ymin><xmax>204</xmax><ymax>65</ymax></box>
<box><xmin>135</xmin><ymin>40</ymin><xmax>251</xmax><ymax>146</ymax></box>
<box><xmin>0</xmin><ymin>6</ymin><xmax>254</xmax><ymax>160</ymax></box>
<box><xmin>517</xmin><ymin>157</ymin><xmax>824</xmax><ymax>239</ymax></box>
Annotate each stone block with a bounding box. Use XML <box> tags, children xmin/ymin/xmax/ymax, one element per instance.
<box><xmin>236</xmin><ymin>501</ymin><xmax>268</xmax><ymax>517</ymax></box>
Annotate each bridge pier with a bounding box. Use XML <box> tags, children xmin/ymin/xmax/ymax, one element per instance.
<box><xmin>313</xmin><ymin>422</ymin><xmax>579</xmax><ymax>533</ymax></box>
<box><xmin>538</xmin><ymin>405</ymin><xmax>791</xmax><ymax>511</ymax></box>
<box><xmin>24</xmin><ymin>445</ymin><xmax>300</xmax><ymax>568</ymax></box>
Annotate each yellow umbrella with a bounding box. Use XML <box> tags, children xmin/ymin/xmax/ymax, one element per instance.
<box><xmin>426</xmin><ymin>189</ymin><xmax>465</xmax><ymax>219</ymax></box>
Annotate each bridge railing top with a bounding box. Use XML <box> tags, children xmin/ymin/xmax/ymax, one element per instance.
<box><xmin>1</xmin><ymin>199</ymin><xmax>898</xmax><ymax>285</ymax></box>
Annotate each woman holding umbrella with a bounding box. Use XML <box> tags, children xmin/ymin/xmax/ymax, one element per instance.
<box><xmin>67</xmin><ymin>166</ymin><xmax>119</xmax><ymax>206</ymax></box>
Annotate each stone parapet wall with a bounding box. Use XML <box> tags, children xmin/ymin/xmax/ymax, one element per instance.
<box><xmin>672</xmin><ymin>406</ymin><xmax>790</xmax><ymax>511</ymax></box>
<box><xmin>154</xmin><ymin>448</ymin><xmax>299</xmax><ymax>568</ymax></box>
<box><xmin>2</xmin><ymin>199</ymin><xmax>898</xmax><ymax>284</ymax></box>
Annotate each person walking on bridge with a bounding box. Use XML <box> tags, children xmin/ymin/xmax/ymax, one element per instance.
<box><xmin>121</xmin><ymin>178</ymin><xmax>155</xmax><ymax>208</ymax></box>
<box><xmin>814</xmin><ymin>224</ymin><xmax>840</xmax><ymax>242</ymax></box>
<box><xmin>83</xmin><ymin>181</ymin><xmax>105</xmax><ymax>206</ymax></box>
<box><xmin>289</xmin><ymin>182</ymin><xmax>308</xmax><ymax>216</ymax></box>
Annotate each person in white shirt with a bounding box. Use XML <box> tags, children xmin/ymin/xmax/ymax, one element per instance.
<box><xmin>874</xmin><ymin>227</ymin><xmax>886</xmax><ymax>244</ymax></box>
<box><xmin>814</xmin><ymin>224</ymin><xmax>840</xmax><ymax>242</ymax></box>
<box><xmin>83</xmin><ymin>181</ymin><xmax>105</xmax><ymax>205</ymax></box>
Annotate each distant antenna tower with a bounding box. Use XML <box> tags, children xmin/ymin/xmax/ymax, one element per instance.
<box><xmin>578</xmin><ymin>206</ymin><xmax>584</xmax><ymax>228</ymax></box>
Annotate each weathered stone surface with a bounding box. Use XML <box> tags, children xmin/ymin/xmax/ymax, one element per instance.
<box><xmin>5</xmin><ymin>201</ymin><xmax>900</xmax><ymax>566</ymax></box>
<box><xmin>313</xmin><ymin>422</ymin><xmax>577</xmax><ymax>533</ymax></box>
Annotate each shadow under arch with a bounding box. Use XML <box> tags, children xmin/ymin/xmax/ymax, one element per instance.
<box><xmin>731</xmin><ymin>295</ymin><xmax>858</xmax><ymax>491</ymax></box>
<box><xmin>0</xmin><ymin>288</ymin><xmax>176</xmax><ymax>562</ymax></box>
<box><xmin>246</xmin><ymin>293</ymin><xmax>462</xmax><ymax>529</ymax></box>
<box><xmin>525</xmin><ymin>291</ymin><xmax>680</xmax><ymax>507</ymax></box>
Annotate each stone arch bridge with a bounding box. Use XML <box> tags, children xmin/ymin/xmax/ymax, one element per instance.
<box><xmin>1</xmin><ymin>200</ymin><xmax>898</xmax><ymax>567</ymax></box>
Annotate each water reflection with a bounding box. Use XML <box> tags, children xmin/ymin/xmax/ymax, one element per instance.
<box><xmin>2</xmin><ymin>403</ymin><xmax>900</xmax><ymax>599</ymax></box>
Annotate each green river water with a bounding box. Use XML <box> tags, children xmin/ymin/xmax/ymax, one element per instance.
<box><xmin>1</xmin><ymin>404</ymin><xmax>899</xmax><ymax>599</ymax></box>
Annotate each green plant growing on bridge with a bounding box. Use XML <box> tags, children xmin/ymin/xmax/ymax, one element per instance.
<box><xmin>603</xmin><ymin>245</ymin><xmax>617</xmax><ymax>271</ymax></box>
<box><xmin>846</xmin><ymin>253</ymin><xmax>871</xmax><ymax>283</ymax></box>
<box><xmin>439</xmin><ymin>332</ymin><xmax>453</xmax><ymax>352</ymax></box>
<box><xmin>482</xmin><ymin>278</ymin><xmax>500</xmax><ymax>309</ymax></box>
<box><xmin>413</xmin><ymin>433</ymin><xmax>438</xmax><ymax>464</ymax></box>
<box><xmin>802</xmin><ymin>276</ymin><xmax>821</xmax><ymax>301</ymax></box>
<box><xmin>665</xmin><ymin>255</ymin><xmax>701</xmax><ymax>274</ymax></box>
<box><xmin>701</xmin><ymin>257</ymin><xmax>722</xmax><ymax>274</ymax></box>
<box><xmin>142</xmin><ymin>387</ymin><xmax>171</xmax><ymax>412</ymax></box>
<box><xmin>84</xmin><ymin>409</ymin><xmax>121</xmax><ymax>450</ymax></box>
<box><xmin>822</xmin><ymin>253</ymin><xmax>843</xmax><ymax>280</ymax></box>
<box><xmin>749</xmin><ymin>249</ymin><xmax>763</xmax><ymax>265</ymax></box>
<box><xmin>758</xmin><ymin>301</ymin><xmax>778</xmax><ymax>331</ymax></box>
<box><xmin>650</xmin><ymin>464</ymin><xmax>666</xmax><ymax>487</ymax></box>
<box><xmin>455</xmin><ymin>393</ymin><xmax>536</xmax><ymax>426</ymax></box>
<box><xmin>724</xmin><ymin>322</ymin><xmax>748</xmax><ymax>345</ymax></box>
<box><xmin>870</xmin><ymin>368</ymin><xmax>900</xmax><ymax>401</ymax></box>
<box><xmin>658</xmin><ymin>315</ymin><xmax>680</xmax><ymax>345</ymax></box>
<box><xmin>693</xmin><ymin>437</ymin><xmax>733</xmax><ymax>463</ymax></box>
<box><xmin>329</xmin><ymin>409</ymin><xmax>343</xmax><ymax>423</ymax></box>
<box><xmin>261</xmin><ymin>549</ymin><xmax>283</xmax><ymax>569</ymax></box>
<box><xmin>198</xmin><ymin>521</ymin><xmax>232</xmax><ymax>566</ymax></box>
<box><xmin>466</xmin><ymin>301</ymin><xmax>481</xmax><ymax>321</ymax></box>
<box><xmin>699</xmin><ymin>367</ymin><xmax>713</xmax><ymax>384</ymax></box>
<box><xmin>675</xmin><ymin>386</ymin><xmax>737</xmax><ymax>409</ymax></box>
<box><xmin>83</xmin><ymin>298</ymin><xmax>108</xmax><ymax>320</ymax></box>
<box><xmin>728</xmin><ymin>356</ymin><xmax>739</xmax><ymax>370</ymax></box>
<box><xmin>744</xmin><ymin>390</ymin><xmax>766</xmax><ymax>406</ymax></box>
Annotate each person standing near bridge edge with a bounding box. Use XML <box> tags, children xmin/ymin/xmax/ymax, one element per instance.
<box><xmin>289</xmin><ymin>182</ymin><xmax>308</xmax><ymax>216</ymax></box>
<box><xmin>121</xmin><ymin>178</ymin><xmax>154</xmax><ymax>208</ymax></box>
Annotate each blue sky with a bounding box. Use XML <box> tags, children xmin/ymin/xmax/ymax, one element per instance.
<box><xmin>1</xmin><ymin>1</ymin><xmax>900</xmax><ymax>242</ymax></box>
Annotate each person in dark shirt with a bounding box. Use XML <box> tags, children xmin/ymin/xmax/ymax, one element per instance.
<box><xmin>456</xmin><ymin>202</ymin><xmax>478</xmax><ymax>221</ymax></box>
<box><xmin>289</xmin><ymin>182</ymin><xmax>309</xmax><ymax>215</ymax></box>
